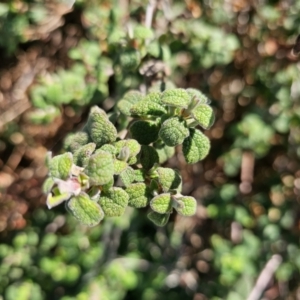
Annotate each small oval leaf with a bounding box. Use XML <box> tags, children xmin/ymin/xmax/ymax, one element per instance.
<box><xmin>186</xmin><ymin>88</ymin><xmax>210</xmax><ymax>105</ymax></box>
<box><xmin>140</xmin><ymin>145</ymin><xmax>159</xmax><ymax>170</ymax></box>
<box><xmin>87</xmin><ymin>106</ymin><xmax>117</xmax><ymax>147</ymax></box>
<box><xmin>154</xmin><ymin>142</ymin><xmax>175</xmax><ymax>164</ymax></box>
<box><xmin>67</xmin><ymin>192</ymin><xmax>104</xmax><ymax>227</ymax></box>
<box><xmin>130</xmin><ymin>120</ymin><xmax>160</xmax><ymax>145</ymax></box>
<box><xmin>49</xmin><ymin>152</ymin><xmax>73</xmax><ymax>180</ymax></box>
<box><xmin>73</xmin><ymin>143</ymin><xmax>96</xmax><ymax>167</ymax></box>
<box><xmin>156</xmin><ymin>167</ymin><xmax>182</xmax><ymax>192</ymax></box>
<box><xmin>85</xmin><ymin>150</ymin><xmax>114</xmax><ymax>185</ymax></box>
<box><xmin>150</xmin><ymin>193</ymin><xmax>173</xmax><ymax>214</ymax></box>
<box><xmin>117</xmin><ymin>90</ymin><xmax>144</xmax><ymax>116</ymax></box>
<box><xmin>147</xmin><ymin>211</ymin><xmax>170</xmax><ymax>227</ymax></box>
<box><xmin>99</xmin><ymin>187</ymin><xmax>129</xmax><ymax>217</ymax></box>
<box><xmin>174</xmin><ymin>196</ymin><xmax>197</xmax><ymax>216</ymax></box>
<box><xmin>130</xmin><ymin>100</ymin><xmax>167</xmax><ymax>117</ymax></box>
<box><xmin>119</xmin><ymin>167</ymin><xmax>136</xmax><ymax>187</ymax></box>
<box><xmin>119</xmin><ymin>48</ymin><xmax>141</xmax><ymax>71</ymax></box>
<box><xmin>161</xmin><ymin>88</ymin><xmax>191</xmax><ymax>108</ymax></box>
<box><xmin>182</xmin><ymin>129</ymin><xmax>210</xmax><ymax>164</ymax></box>
<box><xmin>64</xmin><ymin>131</ymin><xmax>90</xmax><ymax>153</ymax></box>
<box><xmin>159</xmin><ymin>117</ymin><xmax>189</xmax><ymax>146</ymax></box>
<box><xmin>192</xmin><ymin>104</ymin><xmax>215</xmax><ymax>129</ymax></box>
<box><xmin>114</xmin><ymin>159</ymin><xmax>128</xmax><ymax>175</ymax></box>
<box><xmin>126</xmin><ymin>183</ymin><xmax>152</xmax><ymax>208</ymax></box>
<box><xmin>47</xmin><ymin>191</ymin><xmax>71</xmax><ymax>209</ymax></box>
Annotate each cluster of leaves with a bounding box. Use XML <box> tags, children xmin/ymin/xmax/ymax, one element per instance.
<box><xmin>0</xmin><ymin>1</ymin><xmax>48</xmax><ymax>55</ymax></box>
<box><xmin>28</xmin><ymin>40</ymin><xmax>112</xmax><ymax>124</ymax></box>
<box><xmin>0</xmin><ymin>208</ymin><xmax>179</xmax><ymax>300</ymax></box>
<box><xmin>3</xmin><ymin>0</ymin><xmax>300</xmax><ymax>299</ymax></box>
<box><xmin>43</xmin><ymin>88</ymin><xmax>214</xmax><ymax>227</ymax></box>
<box><xmin>27</xmin><ymin>2</ymin><xmax>166</xmax><ymax>124</ymax></box>
<box><xmin>191</xmin><ymin>2</ymin><xmax>300</xmax><ymax>299</ymax></box>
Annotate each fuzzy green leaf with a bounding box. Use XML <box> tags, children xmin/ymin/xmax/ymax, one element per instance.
<box><xmin>47</xmin><ymin>192</ymin><xmax>70</xmax><ymax>209</ymax></box>
<box><xmin>159</xmin><ymin>117</ymin><xmax>189</xmax><ymax>146</ymax></box>
<box><xmin>133</xmin><ymin>25</ymin><xmax>154</xmax><ymax>40</ymax></box>
<box><xmin>147</xmin><ymin>41</ymin><xmax>161</xmax><ymax>58</ymax></box>
<box><xmin>101</xmin><ymin>178</ymin><xmax>114</xmax><ymax>193</ymax></box>
<box><xmin>119</xmin><ymin>167</ymin><xmax>136</xmax><ymax>187</ymax></box>
<box><xmin>114</xmin><ymin>140</ymin><xmax>129</xmax><ymax>155</ymax></box>
<box><xmin>42</xmin><ymin>177</ymin><xmax>55</xmax><ymax>194</ymax></box>
<box><xmin>87</xmin><ymin>106</ymin><xmax>117</xmax><ymax>147</ymax></box>
<box><xmin>161</xmin><ymin>88</ymin><xmax>191</xmax><ymax>108</ymax></box>
<box><xmin>119</xmin><ymin>49</ymin><xmax>141</xmax><ymax>71</ymax></box>
<box><xmin>114</xmin><ymin>159</ymin><xmax>128</xmax><ymax>175</ymax></box>
<box><xmin>64</xmin><ymin>131</ymin><xmax>90</xmax><ymax>153</ymax></box>
<box><xmin>156</xmin><ymin>167</ymin><xmax>182</xmax><ymax>192</ymax></box>
<box><xmin>174</xmin><ymin>196</ymin><xmax>197</xmax><ymax>216</ymax></box>
<box><xmin>133</xmin><ymin>169</ymin><xmax>146</xmax><ymax>182</ymax></box>
<box><xmin>154</xmin><ymin>142</ymin><xmax>175</xmax><ymax>164</ymax></box>
<box><xmin>130</xmin><ymin>120</ymin><xmax>160</xmax><ymax>145</ymax></box>
<box><xmin>117</xmin><ymin>90</ymin><xmax>144</xmax><ymax>116</ymax></box>
<box><xmin>67</xmin><ymin>192</ymin><xmax>104</xmax><ymax>226</ymax></box>
<box><xmin>108</xmin><ymin>29</ymin><xmax>126</xmax><ymax>44</ymax></box>
<box><xmin>99</xmin><ymin>144</ymin><xmax>117</xmax><ymax>155</ymax></box>
<box><xmin>28</xmin><ymin>106</ymin><xmax>60</xmax><ymax>124</ymax></box>
<box><xmin>126</xmin><ymin>183</ymin><xmax>152</xmax><ymax>208</ymax></box>
<box><xmin>87</xmin><ymin>105</ymin><xmax>107</xmax><ymax>116</ymax></box>
<box><xmin>99</xmin><ymin>187</ymin><xmax>129</xmax><ymax>217</ymax></box>
<box><xmin>192</xmin><ymin>104</ymin><xmax>215</xmax><ymax>129</ymax></box>
<box><xmin>118</xmin><ymin>146</ymin><xmax>131</xmax><ymax>161</ymax></box>
<box><xmin>149</xmin><ymin>179</ymin><xmax>160</xmax><ymax>194</ymax></box>
<box><xmin>49</xmin><ymin>152</ymin><xmax>73</xmax><ymax>180</ymax></box>
<box><xmin>126</xmin><ymin>139</ymin><xmax>141</xmax><ymax>157</ymax></box>
<box><xmin>150</xmin><ymin>193</ymin><xmax>173</xmax><ymax>214</ymax></box>
<box><xmin>140</xmin><ymin>145</ymin><xmax>159</xmax><ymax>170</ymax></box>
<box><xmin>147</xmin><ymin>211</ymin><xmax>170</xmax><ymax>227</ymax></box>
<box><xmin>182</xmin><ymin>129</ymin><xmax>210</xmax><ymax>164</ymax></box>
<box><xmin>88</xmin><ymin>186</ymin><xmax>101</xmax><ymax>201</ymax></box>
<box><xmin>186</xmin><ymin>88</ymin><xmax>210</xmax><ymax>105</ymax></box>
<box><xmin>130</xmin><ymin>100</ymin><xmax>167</xmax><ymax>117</ymax></box>
<box><xmin>127</xmin><ymin>156</ymin><xmax>138</xmax><ymax>165</ymax></box>
<box><xmin>85</xmin><ymin>150</ymin><xmax>114</xmax><ymax>185</ymax></box>
<box><xmin>144</xmin><ymin>92</ymin><xmax>163</xmax><ymax>104</ymax></box>
<box><xmin>114</xmin><ymin>139</ymin><xmax>141</xmax><ymax>160</ymax></box>
<box><xmin>73</xmin><ymin>143</ymin><xmax>96</xmax><ymax>167</ymax></box>
<box><xmin>148</xmin><ymin>42</ymin><xmax>171</xmax><ymax>61</ymax></box>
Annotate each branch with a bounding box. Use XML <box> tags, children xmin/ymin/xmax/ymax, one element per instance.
<box><xmin>247</xmin><ymin>254</ymin><xmax>282</xmax><ymax>300</ymax></box>
<box><xmin>145</xmin><ymin>0</ymin><xmax>157</xmax><ymax>29</ymax></box>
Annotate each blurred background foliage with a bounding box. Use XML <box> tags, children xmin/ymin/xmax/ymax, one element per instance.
<box><xmin>1</xmin><ymin>0</ymin><xmax>300</xmax><ymax>299</ymax></box>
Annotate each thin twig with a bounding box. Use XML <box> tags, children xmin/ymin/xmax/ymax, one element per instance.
<box><xmin>240</xmin><ymin>151</ymin><xmax>254</xmax><ymax>194</ymax></box>
<box><xmin>145</xmin><ymin>0</ymin><xmax>157</xmax><ymax>29</ymax></box>
<box><xmin>0</xmin><ymin>58</ymin><xmax>49</xmax><ymax>130</ymax></box>
<box><xmin>4</xmin><ymin>145</ymin><xmax>26</xmax><ymax>172</ymax></box>
<box><xmin>0</xmin><ymin>99</ymin><xmax>31</xmax><ymax>131</ymax></box>
<box><xmin>247</xmin><ymin>254</ymin><xmax>282</xmax><ymax>300</ymax></box>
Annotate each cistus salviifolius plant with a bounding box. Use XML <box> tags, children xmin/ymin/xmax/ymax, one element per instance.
<box><xmin>43</xmin><ymin>87</ymin><xmax>215</xmax><ymax>227</ymax></box>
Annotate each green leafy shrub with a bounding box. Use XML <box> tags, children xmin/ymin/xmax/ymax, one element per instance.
<box><xmin>43</xmin><ymin>88</ymin><xmax>214</xmax><ymax>226</ymax></box>
<box><xmin>0</xmin><ymin>2</ymin><xmax>48</xmax><ymax>55</ymax></box>
<box><xmin>4</xmin><ymin>1</ymin><xmax>300</xmax><ymax>299</ymax></box>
